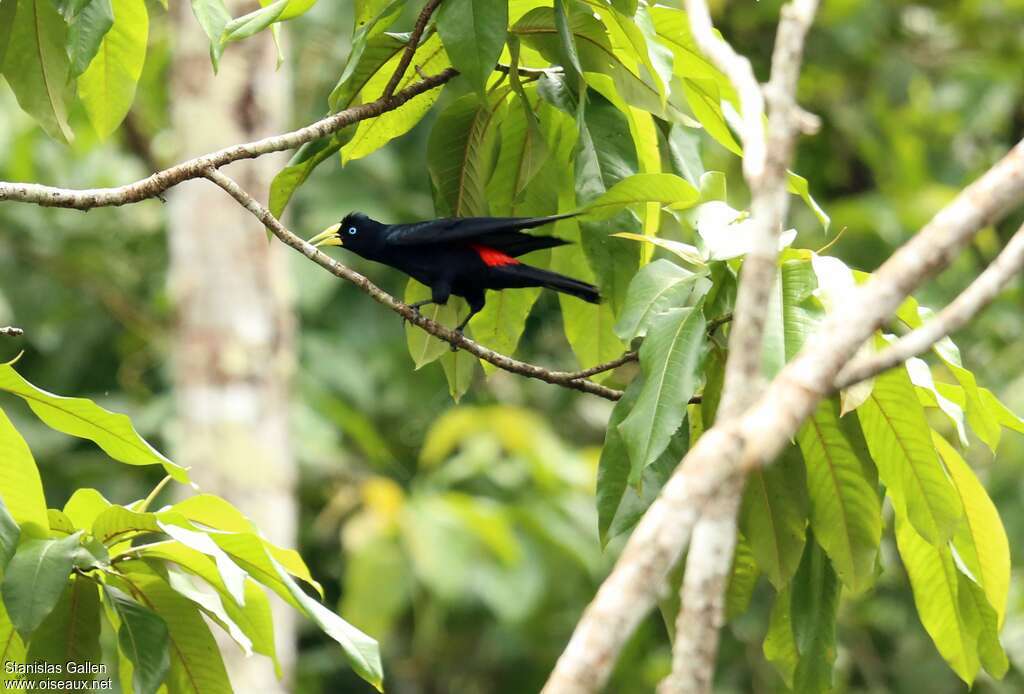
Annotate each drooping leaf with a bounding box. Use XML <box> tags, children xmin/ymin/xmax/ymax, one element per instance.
<box><xmin>0</xmin><ymin>364</ymin><xmax>188</xmax><ymax>482</ymax></box>
<box><xmin>328</xmin><ymin>30</ymin><xmax>407</xmax><ymax>111</ymax></box>
<box><xmin>0</xmin><ymin>598</ymin><xmax>27</xmax><ymax>688</ymax></box>
<box><xmin>932</xmin><ymin>433</ymin><xmax>1010</xmax><ymax>628</ymax></box>
<box><xmin>0</xmin><ymin>409</ymin><xmax>48</xmax><ymax>534</ymax></box>
<box><xmin>2</xmin><ymin>532</ymin><xmax>82</xmax><ymax>640</ymax></box>
<box><xmin>78</xmin><ymin>0</ymin><xmax>148</xmax><ymax>139</ymax></box>
<box><xmin>189</xmin><ymin>0</ymin><xmax>231</xmax><ymax>69</ymax></box>
<box><xmin>440</xmin><ymin>348</ymin><xmax>478</xmax><ymax>403</ymax></box>
<box><xmin>436</xmin><ymin>0</ymin><xmax>507</xmax><ymax>94</ymax></box>
<box><xmin>2</xmin><ymin>0</ymin><xmax>74</xmax><ymax>141</ymax></box>
<box><xmin>25</xmin><ymin>577</ymin><xmax>101</xmax><ymax>685</ymax></box>
<box><xmin>66</xmin><ymin>0</ymin><xmax>113</xmax><ymax>77</ymax></box>
<box><xmin>725</xmin><ymin>534</ymin><xmax>760</xmax><ymax>620</ymax></box>
<box><xmin>404</xmin><ymin>280</ymin><xmax>463</xmax><ymax>370</ymax></box>
<box><xmin>269</xmin><ymin>137</ymin><xmax>344</xmax><ymax>218</ymax></box>
<box><xmin>163</xmin><ymin>566</ymin><xmax>253</xmax><ymax>657</ymax></box>
<box><xmin>487</xmin><ymin>90</ymin><xmax>550</xmax><ymax>213</ymax></box>
<box><xmin>741</xmin><ymin>447</ymin><xmax>809</xmax><ymax>591</ymax></box>
<box><xmin>105</xmin><ymin>585</ymin><xmax>171</xmax><ymax>694</ymax></box>
<box><xmin>619</xmin><ymin>305</ymin><xmax>707</xmax><ymax>481</ymax></box>
<box><xmin>857</xmin><ymin>359</ymin><xmax>962</xmax><ymax>545</ymax></box>
<box><xmin>790</xmin><ymin>538</ymin><xmax>841</xmax><ymax>694</ymax></box>
<box><xmin>581</xmin><ymin>172</ymin><xmax>699</xmax><ymax>220</ymax></box>
<box><xmin>427</xmin><ymin>90</ymin><xmax>508</xmax><ymax>217</ymax></box>
<box><xmin>895</xmin><ymin>515</ymin><xmax>980</xmax><ymax>685</ymax></box>
<box><xmin>62</xmin><ymin>488</ymin><xmax>113</xmax><ymax>531</ymax></box>
<box><xmin>0</xmin><ymin>499</ymin><xmax>19</xmax><ymax>571</ymax></box>
<box><xmin>797</xmin><ymin>398</ymin><xmax>881</xmax><ymax>595</ymax></box>
<box><xmin>157</xmin><ymin>522</ymin><xmax>248</xmax><ymax>606</ymax></box>
<box><xmin>596</xmin><ymin>378</ymin><xmax>689</xmax><ymax>545</ymax></box>
<box><xmin>764</xmin><ymin>585</ymin><xmax>797</xmax><ymax>688</ymax></box>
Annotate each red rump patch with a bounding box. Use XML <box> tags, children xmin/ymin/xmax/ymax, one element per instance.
<box><xmin>470</xmin><ymin>244</ymin><xmax>519</xmax><ymax>267</ymax></box>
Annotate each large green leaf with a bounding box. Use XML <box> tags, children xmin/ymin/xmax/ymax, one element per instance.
<box><xmin>725</xmin><ymin>534</ymin><xmax>759</xmax><ymax>620</ymax></box>
<box><xmin>764</xmin><ymin>585</ymin><xmax>797</xmax><ymax>688</ymax></box>
<box><xmin>404</xmin><ymin>280</ymin><xmax>463</xmax><ymax>370</ymax></box>
<box><xmin>0</xmin><ymin>0</ymin><xmax>16</xmax><ymax>68</ymax></box>
<box><xmin>895</xmin><ymin>515</ymin><xmax>980</xmax><ymax>684</ymax></box>
<box><xmin>269</xmin><ymin>136</ymin><xmax>344</xmax><ymax>218</ymax></box>
<box><xmin>0</xmin><ymin>364</ymin><xmax>188</xmax><ymax>483</ymax></box>
<box><xmin>163</xmin><ymin>565</ymin><xmax>253</xmax><ymax>657</ymax></box>
<box><xmin>328</xmin><ymin>30</ymin><xmax>407</xmax><ymax>111</ymax></box>
<box><xmin>437</xmin><ymin>0</ymin><xmax>507</xmax><ymax>94</ymax></box>
<box><xmin>487</xmin><ymin>91</ymin><xmax>550</xmax><ymax>213</ymax></box>
<box><xmin>341</xmin><ymin>34</ymin><xmax>451</xmax><ymax>164</ymax></box>
<box><xmin>0</xmin><ymin>598</ymin><xmax>26</xmax><ymax>688</ymax></box>
<box><xmin>0</xmin><ymin>499</ymin><xmax>18</xmax><ymax>571</ymax></box>
<box><xmin>66</xmin><ymin>0</ymin><xmax>113</xmax><ymax>77</ymax></box>
<box><xmin>62</xmin><ymin>488</ymin><xmax>113</xmax><ymax>530</ymax></box>
<box><xmin>113</xmin><ymin>567</ymin><xmax>230</xmax><ymax>694</ymax></box>
<box><xmin>740</xmin><ymin>449</ymin><xmax>808</xmax><ymax>590</ymax></box>
<box><xmin>157</xmin><ymin>523</ymin><xmax>248</xmax><ymax>606</ymax></box>
<box><xmin>932</xmin><ymin>433</ymin><xmax>1010</xmax><ymax>627</ymax></box>
<box><xmin>596</xmin><ymin>378</ymin><xmax>688</xmax><ymax>545</ymax></box>
<box><xmin>440</xmin><ymin>348</ymin><xmax>478</xmax><ymax>403</ymax></box>
<box><xmin>471</xmin><ymin>286</ymin><xmax>540</xmax><ymax>372</ymax></box>
<box><xmin>857</xmin><ymin>362</ymin><xmax>962</xmax><ymax>544</ymax></box>
<box><xmin>219</xmin><ymin>0</ymin><xmax>315</xmax><ymax>46</ymax></box>
<box><xmin>619</xmin><ymin>305</ymin><xmax>707</xmax><ymax>480</ymax></box>
<box><xmin>797</xmin><ymin>399</ymin><xmax>881</xmax><ymax>595</ymax></box>
<box><xmin>2</xmin><ymin>532</ymin><xmax>82</xmax><ymax>639</ymax></box>
<box><xmin>0</xmin><ymin>409</ymin><xmax>48</xmax><ymax>534</ymax></box>
<box><xmin>581</xmin><ymin>173</ymin><xmax>699</xmax><ymax>220</ymax></box>
<box><xmin>25</xmin><ymin>577</ymin><xmax>101</xmax><ymax>685</ymax></box>
<box><xmin>614</xmin><ymin>259</ymin><xmax>706</xmax><ymax>341</ymax></box>
<box><xmin>78</xmin><ymin>0</ymin><xmax>148</xmax><ymax>139</ymax></box>
<box><xmin>2</xmin><ymin>0</ymin><xmax>73</xmax><ymax>141</ymax></box>
<box><xmin>790</xmin><ymin>538</ymin><xmax>840</xmax><ymax>693</ymax></box>
<box><xmin>105</xmin><ymin>586</ymin><xmax>170</xmax><ymax>694</ymax></box>
<box><xmin>427</xmin><ymin>90</ymin><xmax>508</xmax><ymax>217</ymax></box>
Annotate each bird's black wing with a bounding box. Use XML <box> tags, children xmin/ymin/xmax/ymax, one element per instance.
<box><xmin>385</xmin><ymin>213</ymin><xmax>577</xmax><ymax>247</ymax></box>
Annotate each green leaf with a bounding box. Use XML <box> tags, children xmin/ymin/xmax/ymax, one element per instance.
<box><xmin>614</xmin><ymin>259</ymin><xmax>706</xmax><ymax>341</ymax></box>
<box><xmin>681</xmin><ymin>78</ymin><xmax>741</xmax><ymax>155</ymax></box>
<box><xmin>427</xmin><ymin>90</ymin><xmax>508</xmax><ymax>217</ymax></box>
<box><xmin>895</xmin><ymin>515</ymin><xmax>980</xmax><ymax>684</ymax></box>
<box><xmin>581</xmin><ymin>172</ymin><xmax>699</xmax><ymax>220</ymax></box>
<box><xmin>486</xmin><ymin>90</ymin><xmax>550</xmax><ymax>214</ymax></box>
<box><xmin>163</xmin><ymin>565</ymin><xmax>253</xmax><ymax>657</ymax></box>
<box><xmin>619</xmin><ymin>305</ymin><xmax>707</xmax><ymax>481</ymax></box>
<box><xmin>552</xmin><ymin>0</ymin><xmax>582</xmax><ymax>77</ymax></box>
<box><xmin>437</xmin><ymin>0</ymin><xmax>507</xmax><ymax>94</ymax></box>
<box><xmin>740</xmin><ymin>449</ymin><xmax>808</xmax><ymax>590</ymax></box>
<box><xmin>25</xmin><ymin>576</ymin><xmax>101</xmax><ymax>684</ymax></box>
<box><xmin>2</xmin><ymin>532</ymin><xmax>82</xmax><ymax>639</ymax></box>
<box><xmin>341</xmin><ymin>33</ymin><xmax>450</xmax><ymax>164</ymax></box>
<box><xmin>725</xmin><ymin>534</ymin><xmax>759</xmax><ymax>620</ymax></box>
<box><xmin>112</xmin><ymin>567</ymin><xmax>230</xmax><ymax>694</ymax></box>
<box><xmin>92</xmin><ymin>505</ymin><xmax>163</xmax><ymax>547</ymax></box>
<box><xmin>0</xmin><ymin>408</ymin><xmax>48</xmax><ymax>534</ymax></box>
<box><xmin>157</xmin><ymin>522</ymin><xmax>248</xmax><ymax>606</ymax></box>
<box><xmin>857</xmin><ymin>361</ymin><xmax>962</xmax><ymax>544</ymax></box>
<box><xmin>790</xmin><ymin>538</ymin><xmax>840</xmax><ymax>694</ymax></box>
<box><xmin>404</xmin><ymin>280</ymin><xmax>462</xmax><ymax>369</ymax></box>
<box><xmin>135</xmin><ymin>543</ymin><xmax>280</xmax><ymax>673</ymax></box>
<box><xmin>440</xmin><ymin>348</ymin><xmax>478</xmax><ymax>403</ymax></box>
<box><xmin>269</xmin><ymin>136</ymin><xmax>343</xmax><ymax>218</ymax></box>
<box><xmin>796</xmin><ymin>399</ymin><xmax>881</xmax><ymax>595</ymax></box>
<box><xmin>0</xmin><ymin>598</ymin><xmax>27</xmax><ymax>688</ymax></box>
<box><xmin>328</xmin><ymin>30</ymin><xmax>407</xmax><ymax>111</ymax></box>
<box><xmin>957</xmin><ymin>571</ymin><xmax>1009</xmax><ymax>678</ymax></box>
<box><xmin>596</xmin><ymin>377</ymin><xmax>688</xmax><ymax>545</ymax></box>
<box><xmin>787</xmin><ymin>171</ymin><xmax>830</xmax><ymax>232</ymax></box>
<box><xmin>189</xmin><ymin>0</ymin><xmax>231</xmax><ymax>69</ymax></box>
<box><xmin>0</xmin><ymin>0</ymin><xmax>16</xmax><ymax>68</ymax></box>
<box><xmin>220</xmin><ymin>0</ymin><xmax>287</xmax><ymax>44</ymax></box>
<box><xmin>472</xmin><ymin>287</ymin><xmax>540</xmax><ymax>371</ymax></box>
<box><xmin>611</xmin><ymin>232</ymin><xmax>704</xmax><ymax>268</ymax></box>
<box><xmin>62</xmin><ymin>488</ymin><xmax>113</xmax><ymax>530</ymax></box>
<box><xmin>66</xmin><ymin>0</ymin><xmax>113</xmax><ymax>77</ymax></box>
<box><xmin>105</xmin><ymin>586</ymin><xmax>170</xmax><ymax>694</ymax></box>
<box><xmin>2</xmin><ymin>0</ymin><xmax>74</xmax><ymax>141</ymax></box>
<box><xmin>979</xmin><ymin>387</ymin><xmax>1024</xmax><ymax>435</ymax></box>
<box><xmin>0</xmin><ymin>499</ymin><xmax>18</xmax><ymax>571</ymax></box>
<box><xmin>77</xmin><ymin>0</ymin><xmax>148</xmax><ymax>138</ymax></box>
<box><xmin>932</xmin><ymin>433</ymin><xmax>1010</xmax><ymax>628</ymax></box>
<box><xmin>764</xmin><ymin>586</ymin><xmax>797</xmax><ymax>688</ymax></box>
<box><xmin>0</xmin><ymin>364</ymin><xmax>188</xmax><ymax>483</ymax></box>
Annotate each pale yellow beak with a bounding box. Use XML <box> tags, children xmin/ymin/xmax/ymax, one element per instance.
<box><xmin>309</xmin><ymin>223</ymin><xmax>343</xmax><ymax>247</ymax></box>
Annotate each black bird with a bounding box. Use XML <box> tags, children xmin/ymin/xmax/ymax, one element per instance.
<box><xmin>308</xmin><ymin>212</ymin><xmax>601</xmax><ymax>332</ymax></box>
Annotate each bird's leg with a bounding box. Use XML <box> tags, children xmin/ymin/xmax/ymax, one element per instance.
<box><xmin>452</xmin><ymin>294</ymin><xmax>486</xmax><ymax>350</ymax></box>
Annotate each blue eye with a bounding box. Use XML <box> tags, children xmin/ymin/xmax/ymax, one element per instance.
<box><xmin>347</xmin><ymin>226</ymin><xmax>357</xmax><ymax>235</ymax></box>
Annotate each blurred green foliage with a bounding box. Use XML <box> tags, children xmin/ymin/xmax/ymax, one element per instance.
<box><xmin>2</xmin><ymin>0</ymin><xmax>1024</xmax><ymax>692</ymax></box>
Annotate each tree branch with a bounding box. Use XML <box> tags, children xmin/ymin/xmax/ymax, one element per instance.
<box><xmin>657</xmin><ymin>3</ymin><xmax>820</xmax><ymax>691</ymax></box>
<box><xmin>0</xmin><ymin>68</ymin><xmax>457</xmax><ymax>210</ymax></box>
<box><xmin>200</xmin><ymin>168</ymin><xmax>625</xmax><ymax>401</ymax></box>
<box><xmin>543</xmin><ymin>130</ymin><xmax>1024</xmax><ymax>694</ymax></box>
<box><xmin>835</xmin><ymin>219</ymin><xmax>1024</xmax><ymax>390</ymax></box>
<box><xmin>0</xmin><ymin>326</ymin><xmax>23</xmax><ymax>337</ymax></box>
<box><xmin>382</xmin><ymin>0</ymin><xmax>444</xmax><ymax>99</ymax></box>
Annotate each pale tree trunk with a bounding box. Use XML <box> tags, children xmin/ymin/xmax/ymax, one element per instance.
<box><xmin>167</xmin><ymin>3</ymin><xmax>296</xmax><ymax>691</ymax></box>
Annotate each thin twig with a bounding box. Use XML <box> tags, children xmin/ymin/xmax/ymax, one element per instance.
<box><xmin>201</xmin><ymin>168</ymin><xmax>625</xmax><ymax>401</ymax></box>
<box><xmin>835</xmin><ymin>219</ymin><xmax>1024</xmax><ymax>390</ymax></box>
<box><xmin>0</xmin><ymin>326</ymin><xmax>23</xmax><ymax>337</ymax></box>
<box><xmin>561</xmin><ymin>351</ymin><xmax>637</xmax><ymax>379</ymax></box>
<box><xmin>382</xmin><ymin>0</ymin><xmax>444</xmax><ymax>100</ymax></box>
<box><xmin>0</xmin><ymin>69</ymin><xmax>458</xmax><ymax>209</ymax></box>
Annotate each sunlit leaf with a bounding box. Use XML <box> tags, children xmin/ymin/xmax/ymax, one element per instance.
<box><xmin>2</xmin><ymin>532</ymin><xmax>81</xmax><ymax>639</ymax></box>
<box><xmin>437</xmin><ymin>0</ymin><xmax>507</xmax><ymax>94</ymax></box>
<box><xmin>24</xmin><ymin>576</ymin><xmax>101</xmax><ymax>685</ymax></box>
<box><xmin>614</xmin><ymin>259</ymin><xmax>707</xmax><ymax>341</ymax></box>
<box><xmin>0</xmin><ymin>409</ymin><xmax>48</xmax><ymax>534</ymax></box>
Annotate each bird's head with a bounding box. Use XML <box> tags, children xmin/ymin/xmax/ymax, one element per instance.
<box><xmin>308</xmin><ymin>212</ymin><xmax>384</xmax><ymax>257</ymax></box>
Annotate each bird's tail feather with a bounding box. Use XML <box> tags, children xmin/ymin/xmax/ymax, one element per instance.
<box><xmin>499</xmin><ymin>264</ymin><xmax>601</xmax><ymax>304</ymax></box>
